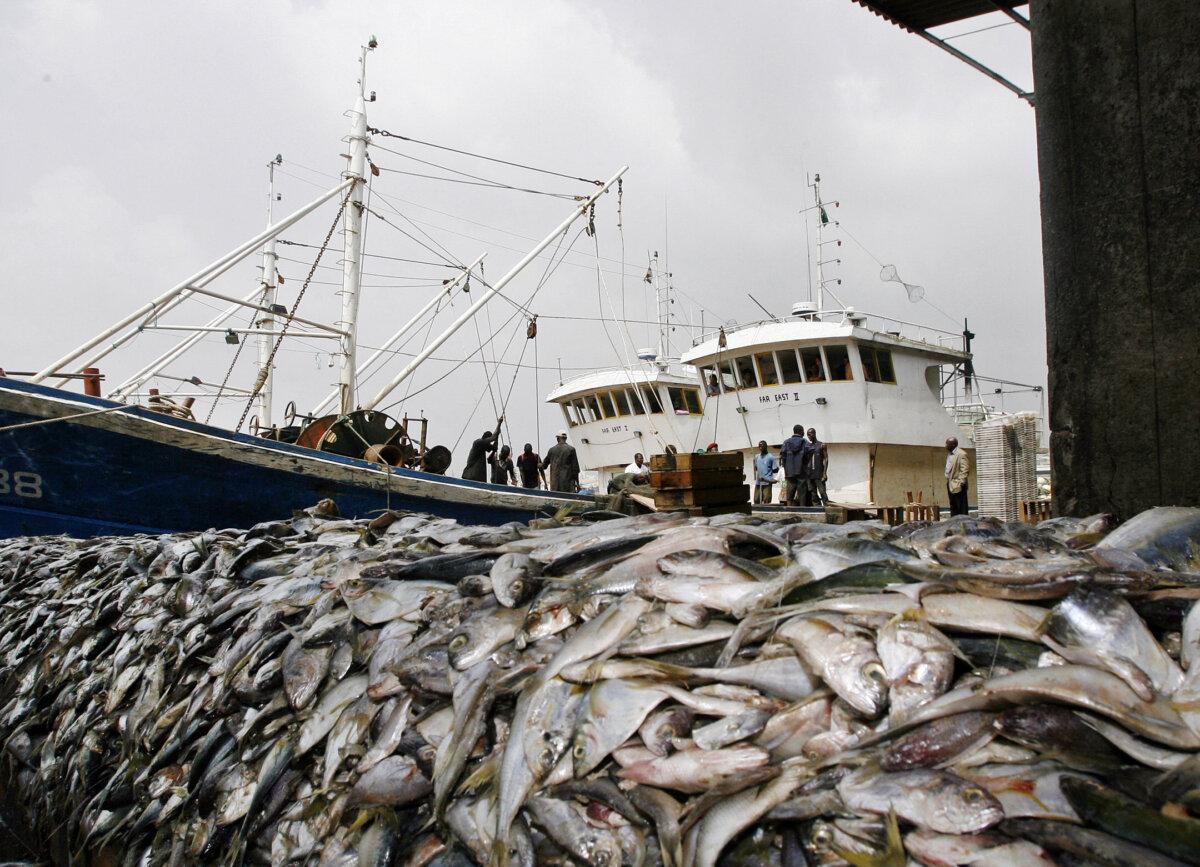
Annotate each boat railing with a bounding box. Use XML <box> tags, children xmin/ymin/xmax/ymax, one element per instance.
<box><xmin>688</xmin><ymin>309</ymin><xmax>966</xmax><ymax>353</ymax></box>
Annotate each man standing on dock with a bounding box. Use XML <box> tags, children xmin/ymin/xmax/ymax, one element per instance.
<box><xmin>805</xmin><ymin>427</ymin><xmax>828</xmax><ymax>507</ymax></box>
<box><xmin>780</xmin><ymin>424</ymin><xmax>811</xmax><ymax>506</ymax></box>
<box><xmin>945</xmin><ymin>436</ymin><xmax>970</xmax><ymax>516</ymax></box>
<box><xmin>462</xmin><ymin>416</ymin><xmax>503</xmax><ymax>483</ymax></box>
<box><xmin>753</xmin><ymin>440</ymin><xmax>778</xmax><ymax>505</ymax></box>
<box><xmin>516</xmin><ymin>443</ymin><xmax>545</xmax><ymax>489</ymax></box>
<box><xmin>542</xmin><ymin>430</ymin><xmax>580</xmax><ymax>493</ymax></box>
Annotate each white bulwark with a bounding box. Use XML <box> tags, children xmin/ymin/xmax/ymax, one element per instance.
<box><xmin>545</xmin><ymin>307</ymin><xmax>978</xmax><ymax>508</ymax></box>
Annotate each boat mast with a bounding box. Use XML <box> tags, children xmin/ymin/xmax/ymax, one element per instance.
<box><xmin>256</xmin><ymin>155</ymin><xmax>283</xmax><ymax>427</ymax></box>
<box><xmin>811</xmin><ymin>173</ymin><xmax>825</xmax><ymax>315</ymax></box>
<box><xmin>335</xmin><ymin>40</ymin><xmax>374</xmax><ymax>415</ymax></box>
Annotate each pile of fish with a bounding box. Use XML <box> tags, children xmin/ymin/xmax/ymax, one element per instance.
<box><xmin>1</xmin><ymin>501</ymin><xmax>1200</xmax><ymax>866</ymax></box>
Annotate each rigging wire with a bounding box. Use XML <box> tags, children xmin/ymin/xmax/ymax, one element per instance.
<box><xmin>838</xmin><ymin>221</ymin><xmax>962</xmax><ymax>328</ymax></box>
<box><xmin>234</xmin><ymin>187</ymin><xmax>353</xmax><ymax>433</ymax></box>
<box><xmin>369</xmin><ymin>142</ymin><xmax>581</xmax><ymax>200</ymax></box>
<box><xmin>381</xmin><ymin>224</ymin><xmax>585</xmax><ymax>412</ymax></box>
<box><xmin>277</xmin><ymin>239</ymin><xmax>460</xmax><ymax>269</ymax></box>
<box><xmin>367</xmin><ymin>126</ymin><xmax>603</xmax><ymax>185</ymax></box>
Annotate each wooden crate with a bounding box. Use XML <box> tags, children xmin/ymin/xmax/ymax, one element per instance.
<box><xmin>825</xmin><ymin>504</ymin><xmax>871</xmax><ymax>525</ymax></box>
<box><xmin>1021</xmin><ymin>498</ymin><xmax>1053</xmax><ymax>524</ymax></box>
<box><xmin>649</xmin><ymin>451</ymin><xmax>743</xmax><ymax>472</ymax></box>
<box><xmin>649</xmin><ymin>468</ymin><xmax>745</xmax><ymax>490</ymax></box>
<box><xmin>654</xmin><ymin>485</ymin><xmax>750</xmax><ymax>508</ymax></box>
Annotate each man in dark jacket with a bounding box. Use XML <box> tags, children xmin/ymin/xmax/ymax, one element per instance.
<box><xmin>779</xmin><ymin>424</ymin><xmax>811</xmax><ymax>506</ymax></box>
<box><xmin>515</xmin><ymin>443</ymin><xmax>545</xmax><ymax>489</ymax></box>
<box><xmin>805</xmin><ymin>427</ymin><xmax>829</xmax><ymax>506</ymax></box>
<box><xmin>462</xmin><ymin>416</ymin><xmax>503</xmax><ymax>482</ymax></box>
<box><xmin>541</xmin><ymin>430</ymin><xmax>580</xmax><ymax>492</ymax></box>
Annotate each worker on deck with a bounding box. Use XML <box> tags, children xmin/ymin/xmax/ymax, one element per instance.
<box><xmin>779</xmin><ymin>424</ymin><xmax>811</xmax><ymax>506</ymax></box>
<box><xmin>624</xmin><ymin>453</ymin><xmax>650</xmax><ymax>482</ymax></box>
<box><xmin>805</xmin><ymin>427</ymin><xmax>829</xmax><ymax>507</ymax></box>
<box><xmin>516</xmin><ymin>443</ymin><xmax>545</xmax><ymax>489</ymax></box>
<box><xmin>462</xmin><ymin>416</ymin><xmax>503</xmax><ymax>483</ymax></box>
<box><xmin>542</xmin><ymin>430</ymin><xmax>580</xmax><ymax>493</ymax></box>
<box><xmin>489</xmin><ymin>443</ymin><xmax>517</xmax><ymax>485</ymax></box>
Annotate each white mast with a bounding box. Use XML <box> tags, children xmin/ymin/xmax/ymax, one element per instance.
<box><xmin>256</xmin><ymin>155</ymin><xmax>283</xmax><ymax>427</ymax></box>
<box><xmin>812</xmin><ymin>173</ymin><xmax>825</xmax><ymax>314</ymax></box>
<box><xmin>335</xmin><ymin>40</ymin><xmax>374</xmax><ymax>415</ymax></box>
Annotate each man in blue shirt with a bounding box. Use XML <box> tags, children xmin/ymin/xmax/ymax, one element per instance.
<box><xmin>752</xmin><ymin>440</ymin><xmax>779</xmax><ymax>505</ymax></box>
<box><xmin>779</xmin><ymin>424</ymin><xmax>811</xmax><ymax>506</ymax></box>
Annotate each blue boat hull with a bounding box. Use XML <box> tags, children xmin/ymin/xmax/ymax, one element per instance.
<box><xmin>0</xmin><ymin>379</ymin><xmax>593</xmax><ymax>538</ymax></box>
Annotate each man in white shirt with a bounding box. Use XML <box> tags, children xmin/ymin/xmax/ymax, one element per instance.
<box><xmin>624</xmin><ymin>453</ymin><xmax>650</xmax><ymax>482</ymax></box>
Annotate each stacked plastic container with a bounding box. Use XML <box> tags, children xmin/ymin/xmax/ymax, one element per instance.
<box><xmin>973</xmin><ymin>412</ymin><xmax>1040</xmax><ymax>521</ymax></box>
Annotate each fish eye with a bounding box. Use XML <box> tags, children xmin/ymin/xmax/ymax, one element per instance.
<box><xmin>573</xmin><ymin>743</ymin><xmax>587</xmax><ymax>758</ymax></box>
<box><xmin>448</xmin><ymin>634</ymin><xmax>468</xmax><ymax>651</ymax></box>
<box><xmin>510</xmin><ymin>579</ymin><xmax>523</xmax><ymax>594</ymax></box>
<box><xmin>862</xmin><ymin>662</ymin><xmax>887</xmax><ymax>684</ymax></box>
<box><xmin>595</xmin><ymin>853</ymin><xmax>610</xmax><ymax>865</ymax></box>
<box><xmin>539</xmin><ymin>748</ymin><xmax>555</xmax><ymax>767</ymax></box>
<box><xmin>962</xmin><ymin>786</ymin><xmax>986</xmax><ymax>804</ymax></box>
<box><xmin>811</xmin><ymin>826</ymin><xmax>833</xmax><ymax>847</ymax></box>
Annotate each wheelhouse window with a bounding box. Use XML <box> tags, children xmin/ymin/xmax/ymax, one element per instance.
<box><xmin>800</xmin><ymin>347</ymin><xmax>825</xmax><ymax>382</ymax></box>
<box><xmin>755</xmin><ymin>352</ymin><xmax>779</xmax><ymax>386</ymax></box>
<box><xmin>583</xmin><ymin>395</ymin><xmax>601</xmax><ymax>422</ymax></box>
<box><xmin>599</xmin><ymin>391</ymin><xmax>617</xmax><ymax>418</ymax></box>
<box><xmin>563</xmin><ymin>402</ymin><xmax>579</xmax><ymax>426</ymax></box>
<box><xmin>777</xmin><ymin>349</ymin><xmax>803</xmax><ymax>384</ymax></box>
<box><xmin>613</xmin><ymin>388</ymin><xmax>632</xmax><ymax>416</ymax></box>
<box><xmin>734</xmin><ymin>355</ymin><xmax>759</xmax><ymax>389</ymax></box>
<box><xmin>640</xmin><ymin>384</ymin><xmax>664</xmax><ymax>414</ymax></box>
<box><xmin>717</xmin><ymin>360</ymin><xmax>738</xmax><ymax>391</ymax></box>
<box><xmin>860</xmin><ymin>346</ymin><xmax>895</xmax><ymax>383</ymax></box>
<box><xmin>668</xmin><ymin>386</ymin><xmax>702</xmax><ymax>415</ymax></box>
<box><xmin>701</xmin><ymin>366</ymin><xmax>720</xmax><ymax>396</ymax></box>
<box><xmin>825</xmin><ymin>345</ymin><xmax>853</xmax><ymax>381</ymax></box>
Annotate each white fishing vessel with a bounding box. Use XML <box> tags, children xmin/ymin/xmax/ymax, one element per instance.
<box><xmin>546</xmin><ymin>176</ymin><xmax>981</xmax><ymax>508</ymax></box>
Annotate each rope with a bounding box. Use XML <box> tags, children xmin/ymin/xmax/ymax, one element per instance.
<box><xmin>235</xmin><ymin>186</ymin><xmax>354</xmax><ymax>433</ymax></box>
<box><xmin>0</xmin><ymin>404</ymin><xmax>129</xmax><ymax>434</ymax></box>
<box><xmin>368</xmin><ymin>127</ymin><xmax>602</xmax><ymax>186</ymax></box>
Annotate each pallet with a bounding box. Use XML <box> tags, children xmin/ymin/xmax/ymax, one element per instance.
<box><xmin>1021</xmin><ymin>498</ymin><xmax>1053</xmax><ymax>524</ymax></box>
<box><xmin>654</xmin><ymin>485</ymin><xmax>750</xmax><ymax>508</ymax></box>
<box><xmin>878</xmin><ymin>503</ymin><xmax>941</xmax><ymax>525</ymax></box>
<box><xmin>649</xmin><ymin>468</ymin><xmax>745</xmax><ymax>490</ymax></box>
<box><xmin>649</xmin><ymin>451</ymin><xmax>743</xmax><ymax>472</ymax></box>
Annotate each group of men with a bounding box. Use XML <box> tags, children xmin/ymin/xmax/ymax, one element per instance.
<box><xmin>753</xmin><ymin>425</ymin><xmax>828</xmax><ymax>506</ymax></box>
<box><xmin>461</xmin><ymin>420</ymin><xmax>970</xmax><ymax>514</ymax></box>
<box><xmin>461</xmin><ymin>419</ymin><xmax>581</xmax><ymax>493</ymax></box>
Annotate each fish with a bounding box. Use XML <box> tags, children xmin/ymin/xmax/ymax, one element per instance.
<box><xmin>1</xmin><ymin>504</ymin><xmax>1197</xmax><ymax>866</ymax></box>
<box><xmin>836</xmin><ymin>766</ymin><xmax>1004</xmax><ymax>834</ymax></box>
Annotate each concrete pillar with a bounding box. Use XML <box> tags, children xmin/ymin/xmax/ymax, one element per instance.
<box><xmin>1031</xmin><ymin>0</ymin><xmax>1200</xmax><ymax>517</ymax></box>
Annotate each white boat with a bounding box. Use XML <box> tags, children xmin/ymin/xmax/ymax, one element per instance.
<box><xmin>546</xmin><ymin>176</ymin><xmax>980</xmax><ymax>508</ymax></box>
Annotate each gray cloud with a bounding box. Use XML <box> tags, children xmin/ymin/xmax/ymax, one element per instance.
<box><xmin>1</xmin><ymin>0</ymin><xmax>1044</xmax><ymax>470</ymax></box>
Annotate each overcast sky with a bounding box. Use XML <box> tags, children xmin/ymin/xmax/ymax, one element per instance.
<box><xmin>1</xmin><ymin>0</ymin><xmax>1042</xmax><ymax>471</ymax></box>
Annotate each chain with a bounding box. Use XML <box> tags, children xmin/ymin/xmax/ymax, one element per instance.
<box><xmin>234</xmin><ymin>186</ymin><xmax>356</xmax><ymax>433</ymax></box>
<box><xmin>204</xmin><ymin>312</ymin><xmax>254</xmax><ymax>424</ymax></box>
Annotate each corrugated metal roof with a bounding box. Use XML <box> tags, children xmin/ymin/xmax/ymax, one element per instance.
<box><xmin>851</xmin><ymin>0</ymin><xmax>1027</xmax><ymax>33</ymax></box>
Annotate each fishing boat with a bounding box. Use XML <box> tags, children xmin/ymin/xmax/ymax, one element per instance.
<box><xmin>545</xmin><ymin>175</ymin><xmax>991</xmax><ymax>508</ymax></box>
<box><xmin>0</xmin><ymin>43</ymin><xmax>610</xmax><ymax>538</ymax></box>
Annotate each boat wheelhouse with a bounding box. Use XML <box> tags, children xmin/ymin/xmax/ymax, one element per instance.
<box><xmin>545</xmin><ymin>361</ymin><xmax>706</xmax><ymax>482</ymax></box>
<box><xmin>678</xmin><ymin>306</ymin><xmax>976</xmax><ymax>506</ymax></box>
<box><xmin>546</xmin><ymin>306</ymin><xmax>976</xmax><ymax>506</ymax></box>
